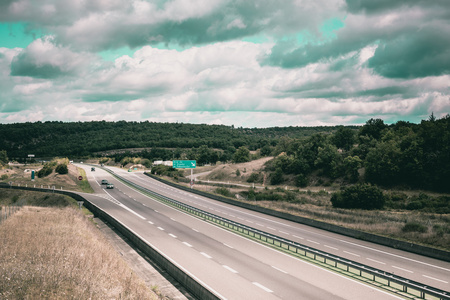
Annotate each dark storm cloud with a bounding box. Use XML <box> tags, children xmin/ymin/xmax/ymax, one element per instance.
<box><xmin>263</xmin><ymin>1</ymin><xmax>450</xmax><ymax>79</ymax></box>
<box><xmin>368</xmin><ymin>27</ymin><xmax>450</xmax><ymax>78</ymax></box>
<box><xmin>11</xmin><ymin>52</ymin><xmax>66</xmax><ymax>78</ymax></box>
<box><xmin>345</xmin><ymin>0</ymin><xmax>450</xmax><ymax>15</ymax></box>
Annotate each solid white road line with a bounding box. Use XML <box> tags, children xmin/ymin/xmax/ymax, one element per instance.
<box><xmin>339</xmin><ymin>239</ymin><xmax>450</xmax><ymax>272</ymax></box>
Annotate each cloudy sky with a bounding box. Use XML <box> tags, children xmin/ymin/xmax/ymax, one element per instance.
<box><xmin>0</xmin><ymin>0</ymin><xmax>449</xmax><ymax>127</ymax></box>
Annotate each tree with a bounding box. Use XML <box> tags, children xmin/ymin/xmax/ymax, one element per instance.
<box><xmin>359</xmin><ymin>118</ymin><xmax>387</xmax><ymax>140</ymax></box>
<box><xmin>270</xmin><ymin>168</ymin><xmax>284</xmax><ymax>185</ymax></box>
<box><xmin>0</xmin><ymin>150</ymin><xmax>8</xmax><ymax>165</ymax></box>
<box><xmin>332</xmin><ymin>127</ymin><xmax>355</xmax><ymax>151</ymax></box>
<box><xmin>232</xmin><ymin>146</ymin><xmax>250</xmax><ymax>163</ymax></box>
<box><xmin>343</xmin><ymin>156</ymin><xmax>362</xmax><ymax>183</ymax></box>
<box><xmin>331</xmin><ymin>184</ymin><xmax>385</xmax><ymax>209</ymax></box>
<box><xmin>295</xmin><ymin>174</ymin><xmax>309</xmax><ymax>187</ymax></box>
<box><xmin>314</xmin><ymin>144</ymin><xmax>341</xmax><ymax>178</ymax></box>
<box><xmin>365</xmin><ymin>141</ymin><xmax>401</xmax><ymax>186</ymax></box>
<box><xmin>55</xmin><ymin>164</ymin><xmax>68</xmax><ymax>174</ymax></box>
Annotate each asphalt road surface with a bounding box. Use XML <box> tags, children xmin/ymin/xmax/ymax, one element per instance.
<box><xmin>76</xmin><ymin>165</ymin><xmax>449</xmax><ymax>299</ymax></box>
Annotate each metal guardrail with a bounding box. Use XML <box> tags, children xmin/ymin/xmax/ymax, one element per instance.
<box><xmin>98</xmin><ymin>166</ymin><xmax>450</xmax><ymax>300</ymax></box>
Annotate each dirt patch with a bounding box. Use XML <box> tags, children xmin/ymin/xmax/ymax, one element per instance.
<box><xmin>195</xmin><ymin>157</ymin><xmax>273</xmax><ymax>182</ymax></box>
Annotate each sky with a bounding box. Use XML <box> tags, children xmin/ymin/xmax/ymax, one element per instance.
<box><xmin>0</xmin><ymin>0</ymin><xmax>449</xmax><ymax>128</ymax></box>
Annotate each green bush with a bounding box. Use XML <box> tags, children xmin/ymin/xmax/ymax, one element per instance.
<box><xmin>331</xmin><ymin>184</ymin><xmax>385</xmax><ymax>209</ymax></box>
<box><xmin>406</xmin><ymin>201</ymin><xmax>424</xmax><ymax>210</ymax></box>
<box><xmin>215</xmin><ymin>187</ymin><xmax>233</xmax><ymax>197</ymax></box>
<box><xmin>247</xmin><ymin>172</ymin><xmax>261</xmax><ymax>183</ymax></box>
<box><xmin>55</xmin><ymin>164</ymin><xmax>68</xmax><ymax>174</ymax></box>
<box><xmin>270</xmin><ymin>168</ymin><xmax>284</xmax><ymax>185</ymax></box>
<box><xmin>295</xmin><ymin>174</ymin><xmax>308</xmax><ymax>188</ymax></box>
<box><xmin>37</xmin><ymin>164</ymin><xmax>54</xmax><ymax>178</ymax></box>
<box><xmin>1</xmin><ymin>174</ymin><xmax>8</xmax><ymax>180</ymax></box>
<box><xmin>402</xmin><ymin>222</ymin><xmax>427</xmax><ymax>233</ymax></box>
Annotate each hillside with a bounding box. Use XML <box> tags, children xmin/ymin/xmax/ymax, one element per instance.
<box><xmin>0</xmin><ymin>121</ymin><xmax>351</xmax><ymax>158</ymax></box>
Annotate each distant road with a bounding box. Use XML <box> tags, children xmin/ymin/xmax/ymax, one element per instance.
<box><xmin>76</xmin><ymin>165</ymin><xmax>448</xmax><ymax>299</ymax></box>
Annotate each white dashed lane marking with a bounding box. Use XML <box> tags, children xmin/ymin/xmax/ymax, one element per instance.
<box><xmin>344</xmin><ymin>251</ymin><xmax>360</xmax><ymax>257</ymax></box>
<box><xmin>272</xmin><ymin>266</ymin><xmax>288</xmax><ymax>274</ymax></box>
<box><xmin>201</xmin><ymin>252</ymin><xmax>212</xmax><ymax>259</ymax></box>
<box><xmin>324</xmin><ymin>245</ymin><xmax>339</xmax><ymax>251</ymax></box>
<box><xmin>422</xmin><ymin>275</ymin><xmax>448</xmax><ymax>284</ymax></box>
<box><xmin>183</xmin><ymin>242</ymin><xmax>193</xmax><ymax>247</ymax></box>
<box><xmin>392</xmin><ymin>266</ymin><xmax>413</xmax><ymax>273</ymax></box>
<box><xmin>253</xmin><ymin>282</ymin><xmax>273</xmax><ymax>293</ymax></box>
<box><xmin>223</xmin><ymin>265</ymin><xmax>238</xmax><ymax>273</ymax></box>
<box><xmin>366</xmin><ymin>258</ymin><xmax>386</xmax><ymax>265</ymax></box>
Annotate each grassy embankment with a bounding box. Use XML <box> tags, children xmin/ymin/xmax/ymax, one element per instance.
<box><xmin>0</xmin><ymin>191</ymin><xmax>158</xmax><ymax>299</ymax></box>
<box><xmin>171</xmin><ymin>159</ymin><xmax>450</xmax><ymax>251</ymax></box>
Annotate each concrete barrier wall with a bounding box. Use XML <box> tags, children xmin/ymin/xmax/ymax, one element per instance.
<box><xmin>0</xmin><ymin>185</ymin><xmax>220</xmax><ymax>300</ymax></box>
<box><xmin>144</xmin><ymin>174</ymin><xmax>450</xmax><ymax>262</ymax></box>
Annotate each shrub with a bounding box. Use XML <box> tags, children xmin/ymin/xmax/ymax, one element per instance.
<box><xmin>150</xmin><ymin>165</ymin><xmax>182</xmax><ymax>178</ymax></box>
<box><xmin>406</xmin><ymin>201</ymin><xmax>424</xmax><ymax>210</ymax></box>
<box><xmin>215</xmin><ymin>187</ymin><xmax>233</xmax><ymax>197</ymax></box>
<box><xmin>247</xmin><ymin>172</ymin><xmax>261</xmax><ymax>183</ymax></box>
<box><xmin>295</xmin><ymin>174</ymin><xmax>308</xmax><ymax>187</ymax></box>
<box><xmin>270</xmin><ymin>168</ymin><xmax>284</xmax><ymax>185</ymax></box>
<box><xmin>402</xmin><ymin>222</ymin><xmax>427</xmax><ymax>233</ymax></box>
<box><xmin>55</xmin><ymin>164</ymin><xmax>68</xmax><ymax>174</ymax></box>
<box><xmin>331</xmin><ymin>184</ymin><xmax>385</xmax><ymax>209</ymax></box>
<box><xmin>1</xmin><ymin>174</ymin><xmax>8</xmax><ymax>180</ymax></box>
<box><xmin>37</xmin><ymin>164</ymin><xmax>54</xmax><ymax>178</ymax></box>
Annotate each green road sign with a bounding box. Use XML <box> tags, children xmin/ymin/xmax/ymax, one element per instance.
<box><xmin>173</xmin><ymin>160</ymin><xmax>196</xmax><ymax>168</ymax></box>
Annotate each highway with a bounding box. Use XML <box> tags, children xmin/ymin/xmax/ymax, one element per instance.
<box><xmin>77</xmin><ymin>164</ymin><xmax>448</xmax><ymax>299</ymax></box>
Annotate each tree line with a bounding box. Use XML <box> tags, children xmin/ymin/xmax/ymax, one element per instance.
<box><xmin>1</xmin><ymin>115</ymin><xmax>449</xmax><ymax>192</ymax></box>
<box><xmin>263</xmin><ymin>114</ymin><xmax>450</xmax><ymax>192</ymax></box>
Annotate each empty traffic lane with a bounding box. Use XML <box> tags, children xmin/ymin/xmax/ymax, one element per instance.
<box><xmin>78</xmin><ymin>165</ymin><xmax>405</xmax><ymax>299</ymax></box>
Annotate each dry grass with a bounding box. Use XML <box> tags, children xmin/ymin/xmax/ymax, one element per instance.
<box><xmin>251</xmin><ymin>200</ymin><xmax>450</xmax><ymax>250</ymax></box>
<box><xmin>0</xmin><ymin>206</ymin><xmax>157</xmax><ymax>299</ymax></box>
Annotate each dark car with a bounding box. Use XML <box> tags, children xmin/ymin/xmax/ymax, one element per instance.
<box><xmin>101</xmin><ymin>179</ymin><xmax>108</xmax><ymax>185</ymax></box>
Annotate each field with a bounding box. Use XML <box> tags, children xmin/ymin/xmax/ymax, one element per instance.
<box><xmin>0</xmin><ymin>204</ymin><xmax>157</xmax><ymax>299</ymax></box>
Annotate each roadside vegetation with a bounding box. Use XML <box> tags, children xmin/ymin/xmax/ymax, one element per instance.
<box><xmin>0</xmin><ymin>158</ymin><xmax>93</xmax><ymax>193</ymax></box>
<box><xmin>0</xmin><ymin>191</ymin><xmax>158</xmax><ymax>299</ymax></box>
<box><xmin>1</xmin><ymin>115</ymin><xmax>449</xmax><ymax>251</ymax></box>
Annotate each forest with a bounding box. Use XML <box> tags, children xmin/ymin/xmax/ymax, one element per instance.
<box><xmin>1</xmin><ymin>114</ymin><xmax>449</xmax><ymax>192</ymax></box>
